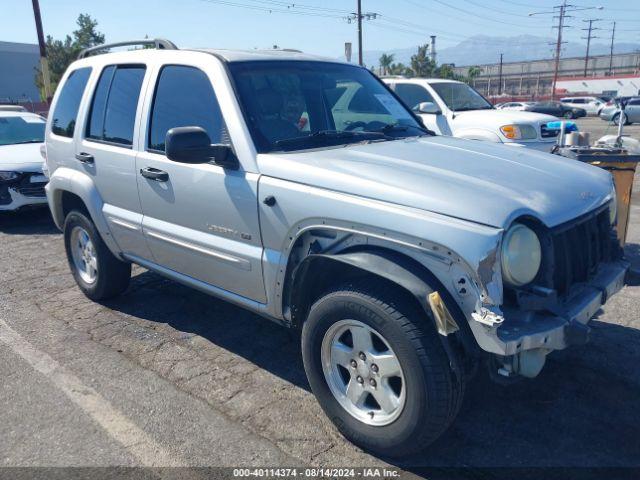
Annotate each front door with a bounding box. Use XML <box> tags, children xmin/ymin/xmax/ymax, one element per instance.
<box><xmin>136</xmin><ymin>64</ymin><xmax>266</xmax><ymax>302</ymax></box>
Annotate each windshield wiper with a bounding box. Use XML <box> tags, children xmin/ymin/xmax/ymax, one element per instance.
<box><xmin>376</xmin><ymin>124</ymin><xmax>433</xmax><ymax>136</ymax></box>
<box><xmin>6</xmin><ymin>140</ymin><xmax>43</xmax><ymax>145</ymax></box>
<box><xmin>274</xmin><ymin>130</ymin><xmax>385</xmax><ymax>150</ymax></box>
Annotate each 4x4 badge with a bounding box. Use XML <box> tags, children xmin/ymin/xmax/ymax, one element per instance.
<box><xmin>206</xmin><ymin>223</ymin><xmax>251</xmax><ymax>241</ymax></box>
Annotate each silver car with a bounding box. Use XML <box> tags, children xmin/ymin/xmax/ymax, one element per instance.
<box><xmin>44</xmin><ymin>39</ymin><xmax>628</xmax><ymax>457</ymax></box>
<box><xmin>599</xmin><ymin>97</ymin><xmax>640</xmax><ymax>124</ymax></box>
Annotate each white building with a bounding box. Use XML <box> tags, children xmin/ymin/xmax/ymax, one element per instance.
<box><xmin>556</xmin><ymin>75</ymin><xmax>640</xmax><ymax>97</ymax></box>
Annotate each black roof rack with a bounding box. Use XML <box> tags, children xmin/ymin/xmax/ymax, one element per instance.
<box><xmin>78</xmin><ymin>38</ymin><xmax>178</xmax><ymax>59</ymax></box>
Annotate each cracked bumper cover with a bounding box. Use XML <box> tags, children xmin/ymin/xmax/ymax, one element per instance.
<box><xmin>0</xmin><ymin>186</ymin><xmax>48</xmax><ymax>211</ymax></box>
<box><xmin>470</xmin><ymin>260</ymin><xmax>629</xmax><ymax>356</ymax></box>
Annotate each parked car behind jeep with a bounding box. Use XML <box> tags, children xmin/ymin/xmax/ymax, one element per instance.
<box><xmin>383</xmin><ymin>78</ymin><xmax>561</xmax><ymax>151</ymax></box>
<box><xmin>44</xmin><ymin>39</ymin><xmax>628</xmax><ymax>458</ymax></box>
<box><xmin>599</xmin><ymin>96</ymin><xmax>640</xmax><ymax>125</ymax></box>
<box><xmin>526</xmin><ymin>100</ymin><xmax>587</xmax><ymax>119</ymax></box>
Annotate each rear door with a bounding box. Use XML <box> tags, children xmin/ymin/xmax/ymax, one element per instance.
<box><xmin>136</xmin><ymin>61</ymin><xmax>265</xmax><ymax>302</ymax></box>
<box><xmin>76</xmin><ymin>63</ymin><xmax>152</xmax><ymax>259</ymax></box>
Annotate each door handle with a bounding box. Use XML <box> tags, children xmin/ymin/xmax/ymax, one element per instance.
<box><xmin>75</xmin><ymin>152</ymin><xmax>94</xmax><ymax>164</ymax></box>
<box><xmin>140</xmin><ymin>167</ymin><xmax>169</xmax><ymax>182</ymax></box>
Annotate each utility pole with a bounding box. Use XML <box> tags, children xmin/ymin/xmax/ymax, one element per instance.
<box><xmin>550</xmin><ymin>1</ymin><xmax>567</xmax><ymax>100</ymax></box>
<box><xmin>608</xmin><ymin>21</ymin><xmax>616</xmax><ymax>76</ymax></box>
<box><xmin>529</xmin><ymin>2</ymin><xmax>602</xmax><ymax>100</ymax></box>
<box><xmin>346</xmin><ymin>2</ymin><xmax>378</xmax><ymax>67</ymax></box>
<box><xmin>582</xmin><ymin>19</ymin><xmax>601</xmax><ymax>77</ymax></box>
<box><xmin>498</xmin><ymin>53</ymin><xmax>504</xmax><ymax>95</ymax></box>
<box><xmin>357</xmin><ymin>0</ymin><xmax>363</xmax><ymax>66</ymax></box>
<box><xmin>31</xmin><ymin>0</ymin><xmax>52</xmax><ymax>103</ymax></box>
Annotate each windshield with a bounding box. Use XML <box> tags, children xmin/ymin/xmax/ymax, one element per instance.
<box><xmin>430</xmin><ymin>82</ymin><xmax>493</xmax><ymax>112</ymax></box>
<box><xmin>229</xmin><ymin>61</ymin><xmax>428</xmax><ymax>152</ymax></box>
<box><xmin>0</xmin><ymin>115</ymin><xmax>45</xmax><ymax>146</ymax></box>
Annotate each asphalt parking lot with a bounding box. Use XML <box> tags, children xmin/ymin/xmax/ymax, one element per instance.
<box><xmin>575</xmin><ymin>116</ymin><xmax>640</xmax><ymax>141</ymax></box>
<box><xmin>1</xmin><ymin>122</ymin><xmax>639</xmax><ymax>478</ymax></box>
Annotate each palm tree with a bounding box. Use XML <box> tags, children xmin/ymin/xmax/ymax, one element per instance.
<box><xmin>467</xmin><ymin>66</ymin><xmax>483</xmax><ymax>80</ymax></box>
<box><xmin>379</xmin><ymin>53</ymin><xmax>395</xmax><ymax>76</ymax></box>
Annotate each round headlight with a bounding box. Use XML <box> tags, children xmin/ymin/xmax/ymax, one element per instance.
<box><xmin>501</xmin><ymin>223</ymin><xmax>542</xmax><ymax>287</ymax></box>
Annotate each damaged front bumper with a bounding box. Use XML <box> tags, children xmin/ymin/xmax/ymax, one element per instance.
<box><xmin>469</xmin><ymin>260</ymin><xmax>629</xmax><ymax>377</ymax></box>
<box><xmin>0</xmin><ymin>175</ymin><xmax>48</xmax><ymax>211</ymax></box>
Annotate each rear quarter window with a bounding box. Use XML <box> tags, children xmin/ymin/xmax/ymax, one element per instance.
<box><xmin>51</xmin><ymin>67</ymin><xmax>92</xmax><ymax>138</ymax></box>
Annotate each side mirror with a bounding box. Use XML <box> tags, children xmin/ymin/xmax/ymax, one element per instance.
<box><xmin>165</xmin><ymin>126</ymin><xmax>239</xmax><ymax>169</ymax></box>
<box><xmin>416</xmin><ymin>102</ymin><xmax>441</xmax><ymax>115</ymax></box>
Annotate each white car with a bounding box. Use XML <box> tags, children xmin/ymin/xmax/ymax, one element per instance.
<box><xmin>384</xmin><ymin>78</ymin><xmax>560</xmax><ymax>151</ymax></box>
<box><xmin>496</xmin><ymin>101</ymin><xmax>533</xmax><ymax>111</ymax></box>
<box><xmin>0</xmin><ymin>111</ymin><xmax>48</xmax><ymax>211</ymax></box>
<box><xmin>560</xmin><ymin>96</ymin><xmax>604</xmax><ymax>116</ymax></box>
<box><xmin>0</xmin><ymin>105</ymin><xmax>28</xmax><ymax>112</ymax></box>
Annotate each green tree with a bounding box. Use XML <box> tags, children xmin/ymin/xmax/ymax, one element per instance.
<box><xmin>388</xmin><ymin>62</ymin><xmax>413</xmax><ymax>77</ymax></box>
<box><xmin>467</xmin><ymin>65</ymin><xmax>483</xmax><ymax>80</ymax></box>
<box><xmin>35</xmin><ymin>14</ymin><xmax>105</xmax><ymax>100</ymax></box>
<box><xmin>435</xmin><ymin>64</ymin><xmax>456</xmax><ymax>79</ymax></box>
<box><xmin>410</xmin><ymin>44</ymin><xmax>436</xmax><ymax>78</ymax></box>
<box><xmin>378</xmin><ymin>53</ymin><xmax>395</xmax><ymax>75</ymax></box>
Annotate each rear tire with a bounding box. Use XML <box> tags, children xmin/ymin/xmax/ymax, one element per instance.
<box><xmin>63</xmin><ymin>210</ymin><xmax>131</xmax><ymax>300</ymax></box>
<box><xmin>563</xmin><ymin>111</ymin><xmax>574</xmax><ymax>119</ymax></box>
<box><xmin>301</xmin><ymin>282</ymin><xmax>463</xmax><ymax>458</ymax></box>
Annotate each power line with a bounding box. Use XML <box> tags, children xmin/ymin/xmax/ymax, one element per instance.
<box><xmin>377</xmin><ymin>17</ymin><xmax>556</xmax><ymax>45</ymax></box>
<box><xmin>461</xmin><ymin>0</ymin><xmax>541</xmax><ymax>18</ymax></box>
<box><xmin>401</xmin><ymin>0</ymin><xmax>551</xmax><ymax>29</ymax></box>
<box><xmin>199</xmin><ymin>0</ymin><xmax>344</xmax><ymax>18</ymax></box>
<box><xmin>529</xmin><ymin>2</ymin><xmax>604</xmax><ymax>99</ymax></box>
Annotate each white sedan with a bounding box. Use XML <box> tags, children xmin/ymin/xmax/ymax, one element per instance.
<box><xmin>0</xmin><ymin>111</ymin><xmax>48</xmax><ymax>212</ymax></box>
<box><xmin>496</xmin><ymin>102</ymin><xmax>533</xmax><ymax>111</ymax></box>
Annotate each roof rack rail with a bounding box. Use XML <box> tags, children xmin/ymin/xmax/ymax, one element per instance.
<box><xmin>78</xmin><ymin>38</ymin><xmax>178</xmax><ymax>59</ymax></box>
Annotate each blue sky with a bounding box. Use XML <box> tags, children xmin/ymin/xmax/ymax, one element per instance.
<box><xmin>2</xmin><ymin>0</ymin><xmax>639</xmax><ymax>59</ymax></box>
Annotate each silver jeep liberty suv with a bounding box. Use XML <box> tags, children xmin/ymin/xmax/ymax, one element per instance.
<box><xmin>44</xmin><ymin>39</ymin><xmax>628</xmax><ymax>457</ymax></box>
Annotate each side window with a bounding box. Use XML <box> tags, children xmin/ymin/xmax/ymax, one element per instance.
<box><xmin>86</xmin><ymin>65</ymin><xmax>146</xmax><ymax>146</ymax></box>
<box><xmin>149</xmin><ymin>65</ymin><xmax>228</xmax><ymax>152</ymax></box>
<box><xmin>347</xmin><ymin>86</ymin><xmax>388</xmax><ymax>114</ymax></box>
<box><xmin>51</xmin><ymin>67</ymin><xmax>91</xmax><ymax>138</ymax></box>
<box><xmin>395</xmin><ymin>84</ymin><xmax>436</xmax><ymax>110</ymax></box>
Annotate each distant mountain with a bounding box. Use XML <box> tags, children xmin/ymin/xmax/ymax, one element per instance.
<box><xmin>357</xmin><ymin>35</ymin><xmax>640</xmax><ymax>68</ymax></box>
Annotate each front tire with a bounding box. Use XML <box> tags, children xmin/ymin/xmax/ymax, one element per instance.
<box><xmin>63</xmin><ymin>210</ymin><xmax>131</xmax><ymax>300</ymax></box>
<box><xmin>563</xmin><ymin>110</ymin><xmax>574</xmax><ymax>119</ymax></box>
<box><xmin>612</xmin><ymin>112</ymin><xmax>629</xmax><ymax>125</ymax></box>
<box><xmin>301</xmin><ymin>282</ymin><xmax>462</xmax><ymax>457</ymax></box>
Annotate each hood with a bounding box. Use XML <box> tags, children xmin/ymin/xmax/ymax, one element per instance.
<box><xmin>258</xmin><ymin>136</ymin><xmax>613</xmax><ymax>229</ymax></box>
<box><xmin>452</xmin><ymin>109</ymin><xmax>558</xmax><ymax>127</ymax></box>
<box><xmin>0</xmin><ymin>143</ymin><xmax>45</xmax><ymax>172</ymax></box>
